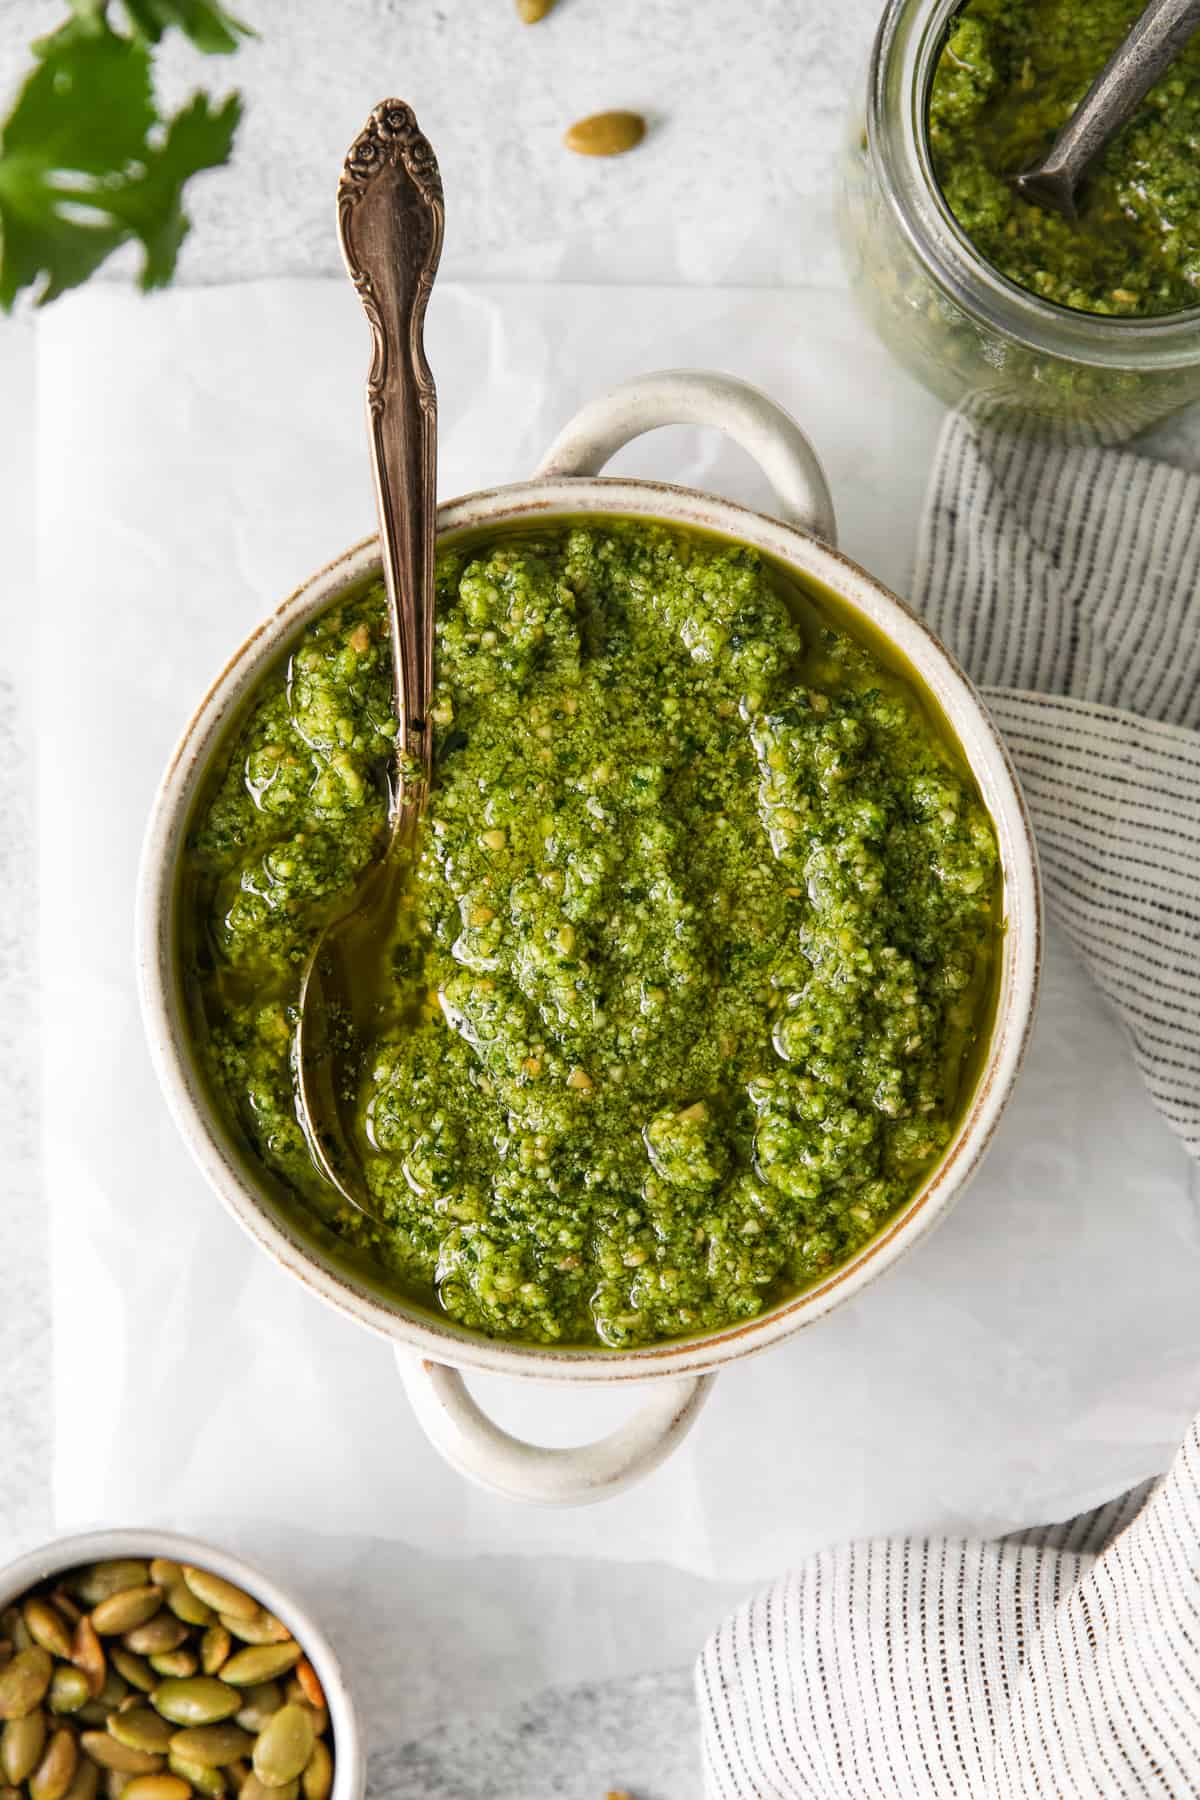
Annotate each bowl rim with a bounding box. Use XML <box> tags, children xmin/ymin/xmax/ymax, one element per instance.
<box><xmin>0</xmin><ymin>1528</ymin><xmax>363</xmax><ymax>1800</ymax></box>
<box><xmin>136</xmin><ymin>473</ymin><xmax>1042</xmax><ymax>1383</ymax></box>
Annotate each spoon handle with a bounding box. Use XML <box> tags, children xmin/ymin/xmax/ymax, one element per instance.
<box><xmin>338</xmin><ymin>102</ymin><xmax>444</xmax><ymax>793</ymax></box>
<box><xmin>1017</xmin><ymin>0</ymin><xmax>1200</xmax><ymax>214</ymax></box>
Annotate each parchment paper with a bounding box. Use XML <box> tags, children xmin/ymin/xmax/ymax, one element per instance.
<box><xmin>39</xmin><ymin>280</ymin><xmax>1200</xmax><ymax>1582</ymax></box>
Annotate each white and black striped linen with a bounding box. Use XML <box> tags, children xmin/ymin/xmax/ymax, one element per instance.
<box><xmin>697</xmin><ymin>413</ymin><xmax>1200</xmax><ymax>1796</ymax></box>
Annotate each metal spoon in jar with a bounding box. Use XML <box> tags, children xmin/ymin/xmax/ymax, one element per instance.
<box><xmin>1013</xmin><ymin>0</ymin><xmax>1200</xmax><ymax>221</ymax></box>
<box><xmin>293</xmin><ymin>101</ymin><xmax>443</xmax><ymax>1214</ymax></box>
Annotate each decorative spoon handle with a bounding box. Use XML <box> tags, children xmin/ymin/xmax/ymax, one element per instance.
<box><xmin>337</xmin><ymin>101</ymin><xmax>444</xmax><ymax>797</ymax></box>
<box><xmin>1015</xmin><ymin>0</ymin><xmax>1200</xmax><ymax>218</ymax></box>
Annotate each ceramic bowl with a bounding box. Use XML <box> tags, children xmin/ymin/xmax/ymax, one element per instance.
<box><xmin>137</xmin><ymin>369</ymin><xmax>1042</xmax><ymax>1506</ymax></box>
<box><xmin>0</xmin><ymin>1528</ymin><xmax>362</xmax><ymax>1800</ymax></box>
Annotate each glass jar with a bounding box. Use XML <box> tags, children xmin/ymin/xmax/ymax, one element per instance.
<box><xmin>836</xmin><ymin>0</ymin><xmax>1200</xmax><ymax>440</ymax></box>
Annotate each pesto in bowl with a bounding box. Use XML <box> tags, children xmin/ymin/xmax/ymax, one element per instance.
<box><xmin>180</xmin><ymin>519</ymin><xmax>1000</xmax><ymax>1350</ymax></box>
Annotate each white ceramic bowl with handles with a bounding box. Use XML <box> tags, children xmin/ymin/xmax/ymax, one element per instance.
<box><xmin>137</xmin><ymin>370</ymin><xmax>1041</xmax><ymax>1508</ymax></box>
<box><xmin>0</xmin><ymin>1530</ymin><xmax>363</xmax><ymax>1800</ymax></box>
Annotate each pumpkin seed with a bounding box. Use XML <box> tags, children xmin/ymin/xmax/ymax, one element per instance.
<box><xmin>199</xmin><ymin>1633</ymin><xmax>230</xmax><ymax>1680</ymax></box>
<box><xmin>299</xmin><ymin>1743</ymin><xmax>331</xmax><ymax>1800</ymax></box>
<box><xmin>516</xmin><ymin>0</ymin><xmax>556</xmax><ymax>17</ymax></box>
<box><xmin>291</xmin><ymin>1669</ymin><xmax>323</xmax><ymax>1717</ymax></box>
<box><xmin>167</xmin><ymin>1728</ymin><xmax>254</xmax><ymax>1770</ymax></box>
<box><xmin>218</xmin><ymin>1614</ymin><xmax>288</xmax><ymax>1650</ymax></box>
<box><xmin>164</xmin><ymin>1588</ymin><xmax>214</xmax><ymax>1631</ymax></box>
<box><xmin>168</xmin><ymin>1753</ymin><xmax>226</xmax><ymax>1797</ymax></box>
<box><xmin>0</xmin><ymin>1649</ymin><xmax>54</xmax><ymax>1720</ymax></box>
<box><xmin>123</xmin><ymin>1778</ymin><xmax>191</xmax><ymax>1800</ymax></box>
<box><xmin>61</xmin><ymin>1761</ymin><xmax>99</xmax><ymax>1800</ymax></box>
<box><xmin>122</xmin><ymin>1622</ymin><xmax>185</xmax><ymax>1660</ymax></box>
<box><xmin>50</xmin><ymin>1596</ymin><xmax>82</xmax><ymax>1629</ymax></box>
<box><xmin>72</xmin><ymin>1571</ymin><xmax>149</xmax><ymax>1612</ymax></box>
<box><xmin>145</xmin><ymin>1571</ymin><xmax>181</xmax><ymax>1596</ymax></box>
<box><xmin>97</xmin><ymin>1677</ymin><xmax>129</xmax><ymax>1715</ymax></box>
<box><xmin>152</xmin><ymin>1683</ymin><xmax>240</xmax><ymax>1730</ymax></box>
<box><xmin>79</xmin><ymin>1736</ymin><xmax>163</xmax><ymax>1777</ymax></box>
<box><xmin>107</xmin><ymin>1712</ymin><xmax>175</xmax><ymax>1756</ymax></box>
<box><xmin>10</xmin><ymin>1622</ymin><xmax>33</xmax><ymax>1656</ymax></box>
<box><xmin>31</xmin><ymin>1728</ymin><xmax>80</xmax><ymax>1800</ymax></box>
<box><xmin>49</xmin><ymin>1668</ymin><xmax>91</xmax><ymax>1717</ymax></box>
<box><xmin>231</xmin><ymin>1689</ymin><xmax>279</xmax><ymax>1737</ymax></box>
<box><xmin>147</xmin><ymin>1654</ymin><xmax>196</xmax><ymax>1682</ymax></box>
<box><xmin>214</xmin><ymin>1649</ymin><xmax>299</xmax><ymax>1691</ymax></box>
<box><xmin>25</xmin><ymin>1604</ymin><xmax>75</xmax><ymax>1663</ymax></box>
<box><xmin>179</xmin><ymin>1580</ymin><xmax>255</xmax><ymax>1628</ymax></box>
<box><xmin>2</xmin><ymin>1708</ymin><xmax>47</xmax><ymax>1782</ymax></box>
<box><xmin>110</xmin><ymin>1657</ymin><xmax>154</xmax><ymax>1699</ymax></box>
<box><xmin>239</xmin><ymin>1780</ymin><xmax>293</xmax><ymax>1800</ymax></box>
<box><xmin>71</xmin><ymin>1622</ymin><xmax>106</xmax><ymax>1702</ymax></box>
<box><xmin>251</xmin><ymin>1707</ymin><xmax>312</xmax><ymax>1791</ymax></box>
<box><xmin>225</xmin><ymin>1765</ymin><xmax>249</xmax><ymax>1796</ymax></box>
<box><xmin>92</xmin><ymin>1593</ymin><xmax>163</xmax><ymax>1641</ymax></box>
<box><xmin>563</xmin><ymin>109</ymin><xmax>646</xmax><ymax>157</ymax></box>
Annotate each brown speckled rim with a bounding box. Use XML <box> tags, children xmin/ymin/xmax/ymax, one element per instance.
<box><xmin>136</xmin><ymin>476</ymin><xmax>1042</xmax><ymax>1385</ymax></box>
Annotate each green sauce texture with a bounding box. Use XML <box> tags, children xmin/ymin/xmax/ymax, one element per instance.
<box><xmin>182</xmin><ymin>521</ymin><xmax>1000</xmax><ymax>1348</ymax></box>
<box><xmin>929</xmin><ymin>0</ymin><xmax>1200</xmax><ymax>317</ymax></box>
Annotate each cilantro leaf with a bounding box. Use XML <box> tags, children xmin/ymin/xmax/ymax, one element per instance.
<box><xmin>0</xmin><ymin>20</ymin><xmax>241</xmax><ymax>309</ymax></box>
<box><xmin>116</xmin><ymin>1</ymin><xmax>253</xmax><ymax>55</ymax></box>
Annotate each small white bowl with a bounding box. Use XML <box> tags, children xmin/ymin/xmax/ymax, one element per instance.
<box><xmin>138</xmin><ymin>369</ymin><xmax>1042</xmax><ymax>1508</ymax></box>
<box><xmin>0</xmin><ymin>1529</ymin><xmax>364</xmax><ymax>1800</ymax></box>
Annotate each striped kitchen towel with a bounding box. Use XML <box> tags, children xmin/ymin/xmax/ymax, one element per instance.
<box><xmin>696</xmin><ymin>411</ymin><xmax>1200</xmax><ymax>1797</ymax></box>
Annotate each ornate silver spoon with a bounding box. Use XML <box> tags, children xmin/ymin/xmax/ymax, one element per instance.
<box><xmin>1013</xmin><ymin>0</ymin><xmax>1200</xmax><ymax>220</ymax></box>
<box><xmin>293</xmin><ymin>100</ymin><xmax>443</xmax><ymax>1213</ymax></box>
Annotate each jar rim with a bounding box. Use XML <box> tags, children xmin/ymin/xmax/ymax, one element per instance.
<box><xmin>866</xmin><ymin>0</ymin><xmax>1200</xmax><ymax>369</ymax></box>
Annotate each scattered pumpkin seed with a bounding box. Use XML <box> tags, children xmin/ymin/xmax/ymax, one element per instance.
<box><xmin>92</xmin><ymin>1594</ymin><xmax>162</xmax><ymax>1642</ymax></box>
<box><xmin>49</xmin><ymin>1668</ymin><xmax>90</xmax><ymax>1716</ymax></box>
<box><xmin>215</xmin><ymin>1650</ymin><xmax>299</xmax><ymax>1692</ymax></box>
<box><xmin>29</xmin><ymin>1731</ymin><xmax>78</xmax><ymax>1800</ymax></box>
<box><xmin>2</xmin><ymin>1710</ymin><xmax>47</xmax><ymax>1783</ymax></box>
<box><xmin>23</xmin><ymin>1608</ymin><xmax>73</xmax><ymax>1665</ymax></box>
<box><xmin>109</xmin><ymin>1659</ymin><xmax>153</xmax><ymax>1701</ymax></box>
<box><xmin>167</xmin><ymin>1727</ymin><xmax>253</xmax><ymax>1771</ymax></box>
<box><xmin>563</xmin><ymin>110</ymin><xmax>646</xmax><ymax>157</ymax></box>
<box><xmin>120</xmin><ymin>1624</ymin><xmax>184</xmax><ymax>1663</ymax></box>
<box><xmin>179</xmin><ymin>1580</ymin><xmax>254</xmax><ymax>1629</ymax></box>
<box><xmin>516</xmin><ymin>0</ymin><xmax>556</xmax><ymax>19</ymax></box>
<box><xmin>251</xmin><ymin>1708</ymin><xmax>312</xmax><ymax>1791</ymax></box>
<box><xmin>106</xmin><ymin>1712</ymin><xmax>175</xmax><ymax>1757</ymax></box>
<box><xmin>299</xmin><ymin>1742</ymin><xmax>331</xmax><ymax>1800</ymax></box>
<box><xmin>163</xmin><ymin>1591</ymin><xmax>213</xmax><ymax>1632</ymax></box>
<box><xmin>0</xmin><ymin>1651</ymin><xmax>54</xmax><ymax>1721</ymax></box>
<box><xmin>72</xmin><ymin>1573</ymin><xmax>149</xmax><ymax>1614</ymax></box>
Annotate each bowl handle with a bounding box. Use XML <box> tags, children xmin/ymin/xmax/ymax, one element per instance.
<box><xmin>534</xmin><ymin>368</ymin><xmax>838</xmax><ymax>545</ymax></box>
<box><xmin>396</xmin><ymin>1352</ymin><xmax>715</xmax><ymax>1506</ymax></box>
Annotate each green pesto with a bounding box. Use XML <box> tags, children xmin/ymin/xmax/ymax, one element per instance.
<box><xmin>929</xmin><ymin>0</ymin><xmax>1200</xmax><ymax>317</ymax></box>
<box><xmin>182</xmin><ymin>521</ymin><xmax>1000</xmax><ymax>1349</ymax></box>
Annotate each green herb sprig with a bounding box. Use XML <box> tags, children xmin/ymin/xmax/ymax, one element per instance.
<box><xmin>0</xmin><ymin>0</ymin><xmax>251</xmax><ymax>310</ymax></box>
